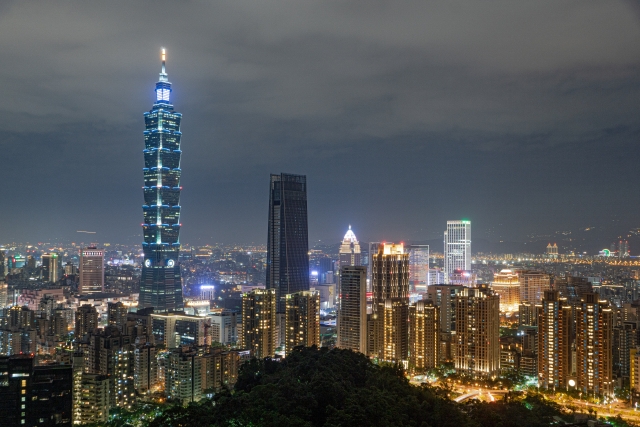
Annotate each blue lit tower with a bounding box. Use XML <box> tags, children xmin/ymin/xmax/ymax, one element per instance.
<box><xmin>139</xmin><ymin>49</ymin><xmax>184</xmax><ymax>312</ymax></box>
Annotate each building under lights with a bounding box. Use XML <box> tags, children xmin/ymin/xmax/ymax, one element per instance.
<box><xmin>339</xmin><ymin>226</ymin><xmax>361</xmax><ymax>267</ymax></box>
<box><xmin>337</xmin><ymin>265</ymin><xmax>367</xmax><ymax>353</ymax></box>
<box><xmin>576</xmin><ymin>293</ymin><xmax>613</xmax><ymax>396</ymax></box>
<box><xmin>409</xmin><ymin>300</ymin><xmax>439</xmax><ymax>371</ymax></box>
<box><xmin>408</xmin><ymin>245</ymin><xmax>429</xmax><ymax>292</ymax></box>
<box><xmin>491</xmin><ymin>269</ymin><xmax>520</xmax><ymax>312</ymax></box>
<box><xmin>241</xmin><ymin>289</ymin><xmax>276</xmax><ymax>358</ymax></box>
<box><xmin>453</xmin><ymin>285</ymin><xmax>500</xmax><ymax>375</ymax></box>
<box><xmin>284</xmin><ymin>291</ymin><xmax>320</xmax><ymax>354</ymax></box>
<box><xmin>139</xmin><ymin>49</ymin><xmax>184</xmax><ymax>313</ymax></box>
<box><xmin>443</xmin><ymin>220</ymin><xmax>471</xmax><ymax>284</ymax></box>
<box><xmin>538</xmin><ymin>290</ymin><xmax>572</xmax><ymax>391</ymax></box>
<box><xmin>41</xmin><ymin>253</ymin><xmax>60</xmax><ymax>283</ymax></box>
<box><xmin>370</xmin><ymin>243</ymin><xmax>409</xmax><ymax>362</ymax></box>
<box><xmin>79</xmin><ymin>247</ymin><xmax>105</xmax><ymax>294</ymax></box>
<box><xmin>518</xmin><ymin>270</ymin><xmax>550</xmax><ymax>304</ymax></box>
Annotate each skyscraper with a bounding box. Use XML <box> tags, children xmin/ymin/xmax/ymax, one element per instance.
<box><xmin>443</xmin><ymin>220</ymin><xmax>471</xmax><ymax>284</ymax></box>
<box><xmin>576</xmin><ymin>293</ymin><xmax>613</xmax><ymax>396</ymax></box>
<box><xmin>407</xmin><ymin>245</ymin><xmax>429</xmax><ymax>292</ymax></box>
<box><xmin>339</xmin><ymin>226</ymin><xmax>361</xmax><ymax>267</ymax></box>
<box><xmin>538</xmin><ymin>290</ymin><xmax>572</xmax><ymax>391</ymax></box>
<box><xmin>139</xmin><ymin>49</ymin><xmax>184</xmax><ymax>313</ymax></box>
<box><xmin>490</xmin><ymin>269</ymin><xmax>520</xmax><ymax>312</ymax></box>
<box><xmin>41</xmin><ymin>253</ymin><xmax>60</xmax><ymax>283</ymax></box>
<box><xmin>370</xmin><ymin>243</ymin><xmax>409</xmax><ymax>362</ymax></box>
<box><xmin>453</xmin><ymin>285</ymin><xmax>500</xmax><ymax>375</ymax></box>
<box><xmin>284</xmin><ymin>291</ymin><xmax>320</xmax><ymax>354</ymax></box>
<box><xmin>79</xmin><ymin>247</ymin><xmax>104</xmax><ymax>294</ymax></box>
<box><xmin>337</xmin><ymin>265</ymin><xmax>367</xmax><ymax>353</ymax></box>
<box><xmin>266</xmin><ymin>173</ymin><xmax>309</xmax><ymax>312</ymax></box>
<box><xmin>518</xmin><ymin>270</ymin><xmax>550</xmax><ymax>304</ymax></box>
<box><xmin>241</xmin><ymin>289</ymin><xmax>277</xmax><ymax>358</ymax></box>
<box><xmin>409</xmin><ymin>300</ymin><xmax>440</xmax><ymax>372</ymax></box>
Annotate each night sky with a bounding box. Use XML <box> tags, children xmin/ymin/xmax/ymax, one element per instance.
<box><xmin>1</xmin><ymin>1</ymin><xmax>639</xmax><ymax>247</ymax></box>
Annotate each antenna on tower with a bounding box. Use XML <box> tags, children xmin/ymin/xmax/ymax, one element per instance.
<box><xmin>161</xmin><ymin>48</ymin><xmax>166</xmax><ymax>74</ymax></box>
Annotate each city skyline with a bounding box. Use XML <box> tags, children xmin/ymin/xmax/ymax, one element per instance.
<box><xmin>0</xmin><ymin>2</ymin><xmax>639</xmax><ymax>247</ymax></box>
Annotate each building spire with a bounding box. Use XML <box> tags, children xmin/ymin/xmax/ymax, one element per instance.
<box><xmin>159</xmin><ymin>48</ymin><xmax>168</xmax><ymax>82</ymax></box>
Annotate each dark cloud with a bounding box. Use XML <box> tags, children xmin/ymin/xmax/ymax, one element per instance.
<box><xmin>0</xmin><ymin>1</ymin><xmax>639</xmax><ymax>247</ymax></box>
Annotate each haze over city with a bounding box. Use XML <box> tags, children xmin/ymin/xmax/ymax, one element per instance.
<box><xmin>1</xmin><ymin>1</ymin><xmax>639</xmax><ymax>247</ymax></box>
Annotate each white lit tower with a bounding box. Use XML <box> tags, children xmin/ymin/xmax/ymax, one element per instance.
<box><xmin>443</xmin><ymin>220</ymin><xmax>471</xmax><ymax>284</ymax></box>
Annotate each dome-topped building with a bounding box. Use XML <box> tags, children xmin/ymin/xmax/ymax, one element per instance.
<box><xmin>339</xmin><ymin>226</ymin><xmax>361</xmax><ymax>267</ymax></box>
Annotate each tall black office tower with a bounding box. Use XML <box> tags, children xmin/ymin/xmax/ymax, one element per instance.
<box><xmin>266</xmin><ymin>173</ymin><xmax>310</xmax><ymax>312</ymax></box>
<box><xmin>139</xmin><ymin>49</ymin><xmax>184</xmax><ymax>313</ymax></box>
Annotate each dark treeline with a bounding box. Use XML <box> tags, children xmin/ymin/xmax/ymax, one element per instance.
<box><xmin>98</xmin><ymin>347</ymin><xmax>633</xmax><ymax>427</ymax></box>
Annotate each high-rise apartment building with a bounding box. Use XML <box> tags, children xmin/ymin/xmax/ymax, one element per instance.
<box><xmin>538</xmin><ymin>290</ymin><xmax>572</xmax><ymax>391</ymax></box>
<box><xmin>408</xmin><ymin>245</ymin><xmax>429</xmax><ymax>292</ymax></box>
<box><xmin>150</xmin><ymin>313</ymin><xmax>209</xmax><ymax>349</ymax></box>
<box><xmin>0</xmin><ymin>280</ymin><xmax>7</xmax><ymax>309</ymax></box>
<box><xmin>491</xmin><ymin>269</ymin><xmax>520</xmax><ymax>312</ymax></box>
<box><xmin>337</xmin><ymin>265</ymin><xmax>367</xmax><ymax>353</ymax></box>
<box><xmin>518</xmin><ymin>301</ymin><xmax>542</xmax><ymax>327</ymax></box>
<box><xmin>0</xmin><ymin>355</ymin><xmax>73</xmax><ymax>427</ymax></box>
<box><xmin>576</xmin><ymin>293</ymin><xmax>613</xmax><ymax>396</ymax></box>
<box><xmin>108</xmin><ymin>302</ymin><xmax>128</xmax><ymax>333</ymax></box>
<box><xmin>426</xmin><ymin>285</ymin><xmax>464</xmax><ymax>333</ymax></box>
<box><xmin>443</xmin><ymin>220</ymin><xmax>471</xmax><ymax>284</ymax></box>
<box><xmin>409</xmin><ymin>300</ymin><xmax>439</xmax><ymax>372</ymax></box>
<box><xmin>139</xmin><ymin>49</ymin><xmax>184</xmax><ymax>313</ymax></box>
<box><xmin>75</xmin><ymin>304</ymin><xmax>98</xmax><ymax>339</ymax></box>
<box><xmin>518</xmin><ymin>270</ymin><xmax>550</xmax><ymax>304</ymax></box>
<box><xmin>370</xmin><ymin>243</ymin><xmax>409</xmax><ymax>362</ymax></box>
<box><xmin>165</xmin><ymin>347</ymin><xmax>203</xmax><ymax>405</ymax></box>
<box><xmin>266</xmin><ymin>173</ymin><xmax>309</xmax><ymax>312</ymax></box>
<box><xmin>453</xmin><ymin>285</ymin><xmax>500</xmax><ymax>375</ymax></box>
<box><xmin>76</xmin><ymin>373</ymin><xmax>110</xmax><ymax>425</ymax></box>
<box><xmin>339</xmin><ymin>226</ymin><xmax>361</xmax><ymax>267</ymax></box>
<box><xmin>79</xmin><ymin>247</ymin><xmax>104</xmax><ymax>294</ymax></box>
<box><xmin>284</xmin><ymin>291</ymin><xmax>320</xmax><ymax>354</ymax></box>
<box><xmin>134</xmin><ymin>340</ymin><xmax>159</xmax><ymax>394</ymax></box>
<box><xmin>241</xmin><ymin>289</ymin><xmax>276</xmax><ymax>358</ymax></box>
<box><xmin>209</xmin><ymin>310</ymin><xmax>238</xmax><ymax>345</ymax></box>
<box><xmin>41</xmin><ymin>253</ymin><xmax>60</xmax><ymax>283</ymax></box>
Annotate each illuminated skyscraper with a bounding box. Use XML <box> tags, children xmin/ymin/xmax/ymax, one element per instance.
<box><xmin>443</xmin><ymin>220</ymin><xmax>471</xmax><ymax>284</ymax></box>
<box><xmin>370</xmin><ymin>243</ymin><xmax>409</xmax><ymax>362</ymax></box>
<box><xmin>79</xmin><ymin>247</ymin><xmax>104</xmax><ymax>294</ymax></box>
<box><xmin>453</xmin><ymin>285</ymin><xmax>500</xmax><ymax>375</ymax></box>
<box><xmin>409</xmin><ymin>300</ymin><xmax>439</xmax><ymax>372</ymax></box>
<box><xmin>576</xmin><ymin>293</ymin><xmax>613</xmax><ymax>396</ymax></box>
<box><xmin>538</xmin><ymin>290</ymin><xmax>572</xmax><ymax>391</ymax></box>
<box><xmin>408</xmin><ymin>245</ymin><xmax>429</xmax><ymax>292</ymax></box>
<box><xmin>284</xmin><ymin>291</ymin><xmax>320</xmax><ymax>354</ymax></box>
<box><xmin>337</xmin><ymin>266</ymin><xmax>367</xmax><ymax>353</ymax></box>
<box><xmin>139</xmin><ymin>49</ymin><xmax>184</xmax><ymax>313</ymax></box>
<box><xmin>339</xmin><ymin>226</ymin><xmax>361</xmax><ymax>267</ymax></box>
<box><xmin>242</xmin><ymin>289</ymin><xmax>276</xmax><ymax>358</ymax></box>
<box><xmin>518</xmin><ymin>270</ymin><xmax>550</xmax><ymax>304</ymax></box>
<box><xmin>266</xmin><ymin>173</ymin><xmax>309</xmax><ymax>312</ymax></box>
<box><xmin>491</xmin><ymin>269</ymin><xmax>520</xmax><ymax>312</ymax></box>
<box><xmin>41</xmin><ymin>253</ymin><xmax>60</xmax><ymax>283</ymax></box>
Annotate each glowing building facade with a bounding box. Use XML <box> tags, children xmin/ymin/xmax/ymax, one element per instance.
<box><xmin>409</xmin><ymin>300</ymin><xmax>439</xmax><ymax>372</ymax></box>
<box><xmin>453</xmin><ymin>285</ymin><xmax>500</xmax><ymax>375</ymax></box>
<box><xmin>576</xmin><ymin>293</ymin><xmax>613</xmax><ymax>396</ymax></box>
<box><xmin>491</xmin><ymin>269</ymin><xmax>520</xmax><ymax>312</ymax></box>
<box><xmin>370</xmin><ymin>243</ymin><xmax>409</xmax><ymax>362</ymax></box>
<box><xmin>337</xmin><ymin>265</ymin><xmax>367</xmax><ymax>353</ymax></box>
<box><xmin>284</xmin><ymin>291</ymin><xmax>320</xmax><ymax>354</ymax></box>
<box><xmin>139</xmin><ymin>49</ymin><xmax>184</xmax><ymax>312</ymax></box>
<box><xmin>241</xmin><ymin>289</ymin><xmax>276</xmax><ymax>358</ymax></box>
<box><xmin>518</xmin><ymin>270</ymin><xmax>550</xmax><ymax>304</ymax></box>
<box><xmin>443</xmin><ymin>220</ymin><xmax>471</xmax><ymax>284</ymax></box>
<box><xmin>408</xmin><ymin>245</ymin><xmax>429</xmax><ymax>292</ymax></box>
<box><xmin>79</xmin><ymin>247</ymin><xmax>104</xmax><ymax>295</ymax></box>
<box><xmin>538</xmin><ymin>290</ymin><xmax>572</xmax><ymax>391</ymax></box>
<box><xmin>339</xmin><ymin>226</ymin><xmax>361</xmax><ymax>267</ymax></box>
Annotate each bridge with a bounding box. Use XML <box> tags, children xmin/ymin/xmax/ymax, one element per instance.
<box><xmin>454</xmin><ymin>389</ymin><xmax>510</xmax><ymax>403</ymax></box>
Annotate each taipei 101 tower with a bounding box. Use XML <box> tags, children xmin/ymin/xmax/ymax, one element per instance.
<box><xmin>139</xmin><ymin>49</ymin><xmax>184</xmax><ymax>312</ymax></box>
